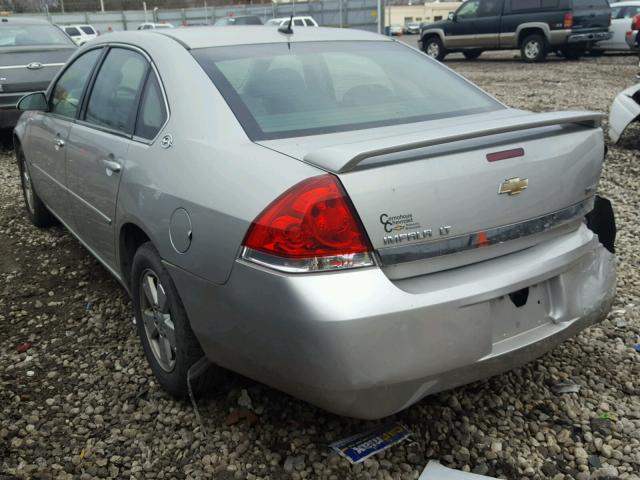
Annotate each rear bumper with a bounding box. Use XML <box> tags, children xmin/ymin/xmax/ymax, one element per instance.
<box><xmin>568</xmin><ymin>31</ymin><xmax>612</xmax><ymax>43</ymax></box>
<box><xmin>167</xmin><ymin>224</ymin><xmax>615</xmax><ymax>419</ymax></box>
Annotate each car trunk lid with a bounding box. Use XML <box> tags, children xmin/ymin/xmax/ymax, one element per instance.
<box><xmin>259</xmin><ymin>109</ymin><xmax>605</xmax><ymax>279</ymax></box>
<box><xmin>0</xmin><ymin>47</ymin><xmax>74</xmax><ymax>94</ymax></box>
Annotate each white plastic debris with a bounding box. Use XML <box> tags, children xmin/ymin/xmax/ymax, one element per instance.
<box><xmin>551</xmin><ymin>382</ymin><xmax>581</xmax><ymax>394</ymax></box>
<box><xmin>419</xmin><ymin>461</ymin><xmax>499</xmax><ymax>479</ymax></box>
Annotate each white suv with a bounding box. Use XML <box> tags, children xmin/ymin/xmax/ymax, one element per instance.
<box><xmin>266</xmin><ymin>16</ymin><xmax>319</xmax><ymax>27</ymax></box>
<box><xmin>60</xmin><ymin>24</ymin><xmax>98</xmax><ymax>45</ymax></box>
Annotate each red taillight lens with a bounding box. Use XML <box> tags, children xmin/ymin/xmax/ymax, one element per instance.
<box><xmin>242</xmin><ymin>174</ymin><xmax>373</xmax><ymax>272</ymax></box>
<box><xmin>564</xmin><ymin>12</ymin><xmax>573</xmax><ymax>29</ymax></box>
<box><xmin>633</xmin><ymin>15</ymin><xmax>640</xmax><ymax>31</ymax></box>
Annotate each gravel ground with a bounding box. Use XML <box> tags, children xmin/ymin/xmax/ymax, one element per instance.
<box><xmin>1</xmin><ymin>53</ymin><xmax>640</xmax><ymax>480</ymax></box>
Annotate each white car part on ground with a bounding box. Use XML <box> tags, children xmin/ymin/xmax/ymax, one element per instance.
<box><xmin>609</xmin><ymin>83</ymin><xmax>640</xmax><ymax>143</ymax></box>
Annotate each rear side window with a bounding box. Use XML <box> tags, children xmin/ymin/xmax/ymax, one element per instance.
<box><xmin>135</xmin><ymin>73</ymin><xmax>168</xmax><ymax>140</ymax></box>
<box><xmin>511</xmin><ymin>0</ymin><xmax>559</xmax><ymax>10</ymax></box>
<box><xmin>80</xmin><ymin>26</ymin><xmax>95</xmax><ymax>34</ymax></box>
<box><xmin>50</xmin><ymin>48</ymin><xmax>102</xmax><ymax>119</ymax></box>
<box><xmin>572</xmin><ymin>0</ymin><xmax>608</xmax><ymax>7</ymax></box>
<box><xmin>85</xmin><ymin>48</ymin><xmax>148</xmax><ymax>134</ymax></box>
<box><xmin>294</xmin><ymin>19</ymin><xmax>304</xmax><ymax>26</ymax></box>
<box><xmin>65</xmin><ymin>26</ymin><xmax>81</xmax><ymax>36</ymax></box>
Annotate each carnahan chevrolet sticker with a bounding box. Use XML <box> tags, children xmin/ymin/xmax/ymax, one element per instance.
<box><xmin>379</xmin><ymin>213</ymin><xmax>421</xmax><ymax>232</ymax></box>
<box><xmin>330</xmin><ymin>422</ymin><xmax>412</xmax><ymax>464</ymax></box>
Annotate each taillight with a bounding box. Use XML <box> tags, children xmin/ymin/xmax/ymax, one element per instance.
<box><xmin>633</xmin><ymin>15</ymin><xmax>640</xmax><ymax>31</ymax></box>
<box><xmin>563</xmin><ymin>12</ymin><xmax>573</xmax><ymax>29</ymax></box>
<box><xmin>241</xmin><ymin>174</ymin><xmax>374</xmax><ymax>273</ymax></box>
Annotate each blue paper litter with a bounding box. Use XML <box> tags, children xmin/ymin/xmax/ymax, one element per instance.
<box><xmin>330</xmin><ymin>422</ymin><xmax>412</xmax><ymax>464</ymax></box>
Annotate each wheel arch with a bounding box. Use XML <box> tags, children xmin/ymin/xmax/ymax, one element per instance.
<box><xmin>119</xmin><ymin>221</ymin><xmax>153</xmax><ymax>292</ymax></box>
<box><xmin>516</xmin><ymin>24</ymin><xmax>550</xmax><ymax>46</ymax></box>
<box><xmin>421</xmin><ymin>29</ymin><xmax>445</xmax><ymax>46</ymax></box>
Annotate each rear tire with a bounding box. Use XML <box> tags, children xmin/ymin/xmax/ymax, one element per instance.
<box><xmin>463</xmin><ymin>49</ymin><xmax>483</xmax><ymax>60</ymax></box>
<box><xmin>520</xmin><ymin>34</ymin><xmax>548</xmax><ymax>63</ymax></box>
<box><xmin>131</xmin><ymin>242</ymin><xmax>216</xmax><ymax>398</ymax></box>
<box><xmin>17</xmin><ymin>147</ymin><xmax>56</xmax><ymax>228</ymax></box>
<box><xmin>423</xmin><ymin>36</ymin><xmax>446</xmax><ymax>61</ymax></box>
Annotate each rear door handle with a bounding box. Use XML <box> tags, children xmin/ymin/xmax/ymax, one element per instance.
<box><xmin>103</xmin><ymin>158</ymin><xmax>122</xmax><ymax>176</ymax></box>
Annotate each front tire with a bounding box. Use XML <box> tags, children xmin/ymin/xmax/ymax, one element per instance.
<box><xmin>463</xmin><ymin>49</ymin><xmax>483</xmax><ymax>60</ymax></box>
<box><xmin>17</xmin><ymin>147</ymin><xmax>56</xmax><ymax>228</ymax></box>
<box><xmin>131</xmin><ymin>242</ymin><xmax>211</xmax><ymax>398</ymax></box>
<box><xmin>423</xmin><ymin>36</ymin><xmax>446</xmax><ymax>61</ymax></box>
<box><xmin>520</xmin><ymin>34</ymin><xmax>548</xmax><ymax>63</ymax></box>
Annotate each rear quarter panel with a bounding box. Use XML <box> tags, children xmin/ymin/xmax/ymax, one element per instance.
<box><xmin>115</xmin><ymin>35</ymin><xmax>323</xmax><ymax>285</ymax></box>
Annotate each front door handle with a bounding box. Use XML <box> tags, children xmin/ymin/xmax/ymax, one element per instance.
<box><xmin>103</xmin><ymin>158</ymin><xmax>122</xmax><ymax>176</ymax></box>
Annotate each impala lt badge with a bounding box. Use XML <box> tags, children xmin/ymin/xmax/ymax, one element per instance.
<box><xmin>498</xmin><ymin>177</ymin><xmax>528</xmax><ymax>196</ymax></box>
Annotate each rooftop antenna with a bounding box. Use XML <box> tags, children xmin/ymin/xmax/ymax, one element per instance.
<box><xmin>278</xmin><ymin>12</ymin><xmax>294</xmax><ymax>34</ymax></box>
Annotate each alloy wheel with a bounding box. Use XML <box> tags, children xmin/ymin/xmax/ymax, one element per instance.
<box><xmin>524</xmin><ymin>40</ymin><xmax>540</xmax><ymax>60</ymax></box>
<box><xmin>426</xmin><ymin>42</ymin><xmax>440</xmax><ymax>58</ymax></box>
<box><xmin>140</xmin><ymin>269</ymin><xmax>177</xmax><ymax>372</ymax></box>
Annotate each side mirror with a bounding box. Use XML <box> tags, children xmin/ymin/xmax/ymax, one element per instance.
<box><xmin>17</xmin><ymin>91</ymin><xmax>48</xmax><ymax>112</ymax></box>
<box><xmin>448</xmin><ymin>12</ymin><xmax>456</xmax><ymax>21</ymax></box>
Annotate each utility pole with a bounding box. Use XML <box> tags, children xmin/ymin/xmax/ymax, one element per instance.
<box><xmin>60</xmin><ymin>0</ymin><xmax>65</xmax><ymax>14</ymax></box>
<box><xmin>143</xmin><ymin>1</ymin><xmax>148</xmax><ymax>22</ymax></box>
<box><xmin>100</xmin><ymin>0</ymin><xmax>105</xmax><ymax>12</ymax></box>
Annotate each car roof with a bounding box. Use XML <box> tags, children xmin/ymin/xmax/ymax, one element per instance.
<box><xmin>151</xmin><ymin>25</ymin><xmax>387</xmax><ymax>49</ymax></box>
<box><xmin>0</xmin><ymin>16</ymin><xmax>53</xmax><ymax>25</ymax></box>
<box><xmin>610</xmin><ymin>1</ymin><xmax>640</xmax><ymax>5</ymax></box>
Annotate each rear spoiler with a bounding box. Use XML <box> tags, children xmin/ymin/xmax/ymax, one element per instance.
<box><xmin>303</xmin><ymin>111</ymin><xmax>603</xmax><ymax>173</ymax></box>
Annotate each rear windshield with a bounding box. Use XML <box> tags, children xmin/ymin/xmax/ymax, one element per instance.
<box><xmin>64</xmin><ymin>26</ymin><xmax>81</xmax><ymax>36</ymax></box>
<box><xmin>0</xmin><ymin>24</ymin><xmax>74</xmax><ymax>47</ymax></box>
<box><xmin>192</xmin><ymin>41</ymin><xmax>502</xmax><ymax>140</ymax></box>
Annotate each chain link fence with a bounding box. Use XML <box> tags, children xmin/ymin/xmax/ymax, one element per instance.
<box><xmin>10</xmin><ymin>0</ymin><xmax>380</xmax><ymax>33</ymax></box>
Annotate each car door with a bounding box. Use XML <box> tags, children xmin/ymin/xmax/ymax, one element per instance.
<box><xmin>473</xmin><ymin>0</ymin><xmax>504</xmax><ymax>47</ymax></box>
<box><xmin>26</xmin><ymin>47</ymin><xmax>103</xmax><ymax>229</ymax></box>
<box><xmin>65</xmin><ymin>47</ymin><xmax>149</xmax><ymax>270</ymax></box>
<box><xmin>447</xmin><ymin>0</ymin><xmax>481</xmax><ymax>47</ymax></box>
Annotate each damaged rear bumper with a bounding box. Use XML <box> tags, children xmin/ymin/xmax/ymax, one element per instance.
<box><xmin>609</xmin><ymin>83</ymin><xmax>640</xmax><ymax>143</ymax></box>
<box><xmin>167</xmin><ymin>217</ymin><xmax>615</xmax><ymax>419</ymax></box>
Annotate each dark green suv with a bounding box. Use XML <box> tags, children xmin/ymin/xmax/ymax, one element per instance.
<box><xmin>419</xmin><ymin>0</ymin><xmax>612</xmax><ymax>62</ymax></box>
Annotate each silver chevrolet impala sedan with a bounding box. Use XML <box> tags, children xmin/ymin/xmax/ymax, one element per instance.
<box><xmin>13</xmin><ymin>27</ymin><xmax>617</xmax><ymax>419</ymax></box>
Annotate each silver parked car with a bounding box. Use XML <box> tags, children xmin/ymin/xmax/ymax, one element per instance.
<box><xmin>0</xmin><ymin>16</ymin><xmax>76</xmax><ymax>128</ymax></box>
<box><xmin>13</xmin><ymin>27</ymin><xmax>616</xmax><ymax>419</ymax></box>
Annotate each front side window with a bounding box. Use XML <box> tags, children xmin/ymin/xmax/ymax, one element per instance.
<box><xmin>457</xmin><ymin>0</ymin><xmax>480</xmax><ymax>18</ymax></box>
<box><xmin>477</xmin><ymin>0</ymin><xmax>502</xmax><ymax>16</ymax></box>
<box><xmin>85</xmin><ymin>48</ymin><xmax>148</xmax><ymax>134</ymax></box>
<box><xmin>50</xmin><ymin>48</ymin><xmax>102</xmax><ymax>119</ymax></box>
<box><xmin>0</xmin><ymin>24</ymin><xmax>75</xmax><ymax>47</ymax></box>
<box><xmin>192</xmin><ymin>41</ymin><xmax>502</xmax><ymax>140</ymax></box>
<box><xmin>135</xmin><ymin>73</ymin><xmax>167</xmax><ymax>140</ymax></box>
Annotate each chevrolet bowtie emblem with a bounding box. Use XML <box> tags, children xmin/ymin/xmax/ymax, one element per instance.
<box><xmin>498</xmin><ymin>177</ymin><xmax>528</xmax><ymax>195</ymax></box>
